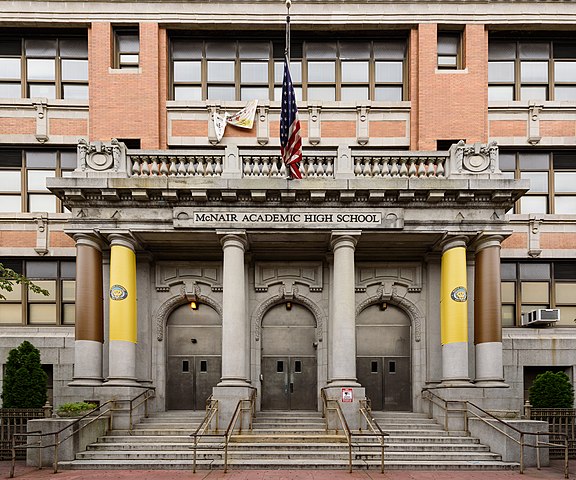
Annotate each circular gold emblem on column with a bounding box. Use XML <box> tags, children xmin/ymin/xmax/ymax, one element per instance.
<box><xmin>450</xmin><ymin>286</ymin><xmax>468</xmax><ymax>302</ymax></box>
<box><xmin>109</xmin><ymin>284</ymin><xmax>128</xmax><ymax>301</ymax></box>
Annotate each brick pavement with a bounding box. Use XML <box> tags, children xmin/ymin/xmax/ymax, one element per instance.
<box><xmin>1</xmin><ymin>461</ymin><xmax>573</xmax><ymax>480</ymax></box>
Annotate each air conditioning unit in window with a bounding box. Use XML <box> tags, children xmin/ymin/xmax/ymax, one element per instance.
<box><xmin>521</xmin><ymin>309</ymin><xmax>560</xmax><ymax>327</ymax></box>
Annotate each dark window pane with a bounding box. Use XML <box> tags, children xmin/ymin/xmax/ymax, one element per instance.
<box><xmin>371</xmin><ymin>361</ymin><xmax>378</xmax><ymax>373</ymax></box>
<box><xmin>25</xmin><ymin>39</ymin><xmax>57</xmax><ymax>57</ymax></box>
<box><xmin>388</xmin><ymin>361</ymin><xmax>396</xmax><ymax>374</ymax></box>
<box><xmin>555</xmin><ymin>263</ymin><xmax>576</xmax><ymax>280</ymax></box>
<box><xmin>182</xmin><ymin>360</ymin><xmax>189</xmax><ymax>372</ymax></box>
<box><xmin>200</xmin><ymin>360</ymin><xmax>207</xmax><ymax>372</ymax></box>
<box><xmin>306</xmin><ymin>42</ymin><xmax>337</xmax><ymax>59</ymax></box>
<box><xmin>59</xmin><ymin>38</ymin><xmax>88</xmax><ymax>58</ymax></box>
<box><xmin>0</xmin><ymin>259</ymin><xmax>23</xmax><ymax>274</ymax></box>
<box><xmin>276</xmin><ymin>360</ymin><xmax>284</xmax><ymax>373</ymax></box>
<box><xmin>554</xmin><ymin>43</ymin><xmax>576</xmax><ymax>59</ymax></box>
<box><xmin>238</xmin><ymin>42</ymin><xmax>269</xmax><ymax>58</ymax></box>
<box><xmin>374</xmin><ymin>41</ymin><xmax>406</xmax><ymax>60</ymax></box>
<box><xmin>0</xmin><ymin>39</ymin><xmax>22</xmax><ymax>56</ymax></box>
<box><xmin>553</xmin><ymin>153</ymin><xmax>576</xmax><ymax>170</ymax></box>
<box><xmin>489</xmin><ymin>42</ymin><xmax>516</xmax><ymax>61</ymax></box>
<box><xmin>339</xmin><ymin>42</ymin><xmax>370</xmax><ymax>60</ymax></box>
<box><xmin>519</xmin><ymin>263</ymin><xmax>551</xmax><ymax>280</ymax></box>
<box><xmin>294</xmin><ymin>360</ymin><xmax>302</xmax><ymax>373</ymax></box>
<box><xmin>438</xmin><ymin>34</ymin><xmax>459</xmax><ymax>56</ymax></box>
<box><xmin>172</xmin><ymin>40</ymin><xmax>203</xmax><ymax>60</ymax></box>
<box><xmin>205</xmin><ymin>41</ymin><xmax>235</xmax><ymax>59</ymax></box>
<box><xmin>273</xmin><ymin>41</ymin><xmax>302</xmax><ymax>59</ymax></box>
<box><xmin>118</xmin><ymin>35</ymin><xmax>139</xmax><ymax>54</ymax></box>
<box><xmin>519</xmin><ymin>42</ymin><xmax>550</xmax><ymax>60</ymax></box>
<box><xmin>501</xmin><ymin>263</ymin><xmax>517</xmax><ymax>281</ymax></box>
<box><xmin>60</xmin><ymin>261</ymin><xmax>76</xmax><ymax>278</ymax></box>
<box><xmin>26</xmin><ymin>261</ymin><xmax>58</xmax><ymax>278</ymax></box>
<box><xmin>0</xmin><ymin>150</ymin><xmax>22</xmax><ymax>167</ymax></box>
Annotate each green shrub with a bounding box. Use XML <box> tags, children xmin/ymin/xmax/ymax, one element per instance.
<box><xmin>56</xmin><ymin>402</ymin><xmax>97</xmax><ymax>416</ymax></box>
<box><xmin>1</xmin><ymin>341</ymin><xmax>47</xmax><ymax>408</ymax></box>
<box><xmin>529</xmin><ymin>371</ymin><xmax>575</xmax><ymax>408</ymax></box>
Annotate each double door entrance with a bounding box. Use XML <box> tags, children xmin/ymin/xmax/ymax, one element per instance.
<box><xmin>356</xmin><ymin>304</ymin><xmax>412</xmax><ymax>411</ymax></box>
<box><xmin>261</xmin><ymin>303</ymin><xmax>318</xmax><ymax>410</ymax></box>
<box><xmin>165</xmin><ymin>303</ymin><xmax>222</xmax><ymax>410</ymax></box>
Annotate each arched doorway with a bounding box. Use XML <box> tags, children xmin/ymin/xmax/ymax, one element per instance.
<box><xmin>356</xmin><ymin>304</ymin><xmax>411</xmax><ymax>411</ymax></box>
<box><xmin>166</xmin><ymin>303</ymin><xmax>222</xmax><ymax>410</ymax></box>
<box><xmin>261</xmin><ymin>303</ymin><xmax>317</xmax><ymax>410</ymax></box>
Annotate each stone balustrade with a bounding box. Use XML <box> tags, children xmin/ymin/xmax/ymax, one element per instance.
<box><xmin>242</xmin><ymin>155</ymin><xmax>335</xmax><ymax>178</ymax></box>
<box><xmin>130</xmin><ymin>154</ymin><xmax>224</xmax><ymax>177</ymax></box>
<box><xmin>354</xmin><ymin>154</ymin><xmax>446</xmax><ymax>178</ymax></box>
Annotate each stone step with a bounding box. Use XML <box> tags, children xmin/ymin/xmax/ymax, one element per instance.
<box><xmin>74</xmin><ymin>449</ymin><xmax>503</xmax><ymax>462</ymax></box>
<box><xmin>88</xmin><ymin>441</ymin><xmax>491</xmax><ymax>453</ymax></box>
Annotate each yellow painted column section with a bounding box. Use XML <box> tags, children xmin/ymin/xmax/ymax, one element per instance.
<box><xmin>109</xmin><ymin>244</ymin><xmax>137</xmax><ymax>343</ymax></box>
<box><xmin>440</xmin><ymin>246</ymin><xmax>468</xmax><ymax>345</ymax></box>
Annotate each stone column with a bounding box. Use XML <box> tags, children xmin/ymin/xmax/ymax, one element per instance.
<box><xmin>70</xmin><ymin>233</ymin><xmax>104</xmax><ymax>385</ymax></box>
<box><xmin>328</xmin><ymin>231</ymin><xmax>361</xmax><ymax>386</ymax></box>
<box><xmin>440</xmin><ymin>237</ymin><xmax>472</xmax><ymax>386</ymax></box>
<box><xmin>106</xmin><ymin>234</ymin><xmax>139</xmax><ymax>385</ymax></box>
<box><xmin>218</xmin><ymin>231</ymin><xmax>250</xmax><ymax>386</ymax></box>
<box><xmin>474</xmin><ymin>235</ymin><xmax>506</xmax><ymax>386</ymax></box>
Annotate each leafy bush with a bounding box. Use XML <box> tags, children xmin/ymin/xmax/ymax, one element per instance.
<box><xmin>1</xmin><ymin>341</ymin><xmax>47</xmax><ymax>408</ymax></box>
<box><xmin>56</xmin><ymin>402</ymin><xmax>97</xmax><ymax>416</ymax></box>
<box><xmin>529</xmin><ymin>371</ymin><xmax>575</xmax><ymax>408</ymax></box>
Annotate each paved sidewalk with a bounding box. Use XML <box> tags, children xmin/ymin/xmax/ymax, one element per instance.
<box><xmin>1</xmin><ymin>461</ymin><xmax>573</xmax><ymax>480</ymax></box>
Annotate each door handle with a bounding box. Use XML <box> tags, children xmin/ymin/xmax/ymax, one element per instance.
<box><xmin>290</xmin><ymin>382</ymin><xmax>294</xmax><ymax>393</ymax></box>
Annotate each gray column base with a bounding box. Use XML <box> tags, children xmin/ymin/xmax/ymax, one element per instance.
<box><xmin>72</xmin><ymin>340</ymin><xmax>103</xmax><ymax>386</ymax></box>
<box><xmin>212</xmin><ymin>385</ymin><xmax>255</xmax><ymax>432</ymax></box>
<box><xmin>322</xmin><ymin>386</ymin><xmax>365</xmax><ymax>430</ymax></box>
<box><xmin>475</xmin><ymin>341</ymin><xmax>505</xmax><ymax>384</ymax></box>
<box><xmin>441</xmin><ymin>342</ymin><xmax>471</xmax><ymax>384</ymax></box>
<box><xmin>327</xmin><ymin>379</ymin><xmax>361</xmax><ymax>388</ymax></box>
<box><xmin>107</xmin><ymin>340</ymin><xmax>137</xmax><ymax>384</ymax></box>
<box><xmin>217</xmin><ymin>377</ymin><xmax>251</xmax><ymax>387</ymax></box>
<box><xmin>474</xmin><ymin>380</ymin><xmax>509</xmax><ymax>388</ymax></box>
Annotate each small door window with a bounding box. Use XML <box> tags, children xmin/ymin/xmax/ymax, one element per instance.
<box><xmin>200</xmin><ymin>360</ymin><xmax>207</xmax><ymax>373</ymax></box>
<box><xmin>182</xmin><ymin>360</ymin><xmax>189</xmax><ymax>373</ymax></box>
<box><xmin>294</xmin><ymin>360</ymin><xmax>302</xmax><ymax>373</ymax></box>
<box><xmin>388</xmin><ymin>360</ymin><xmax>396</xmax><ymax>374</ymax></box>
<box><xmin>277</xmin><ymin>360</ymin><xmax>284</xmax><ymax>373</ymax></box>
<box><xmin>371</xmin><ymin>361</ymin><xmax>378</xmax><ymax>373</ymax></box>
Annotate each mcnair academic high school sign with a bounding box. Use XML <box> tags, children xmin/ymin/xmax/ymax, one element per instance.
<box><xmin>173</xmin><ymin>208</ymin><xmax>404</xmax><ymax>229</ymax></box>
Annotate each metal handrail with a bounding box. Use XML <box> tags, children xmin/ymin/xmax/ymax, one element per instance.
<box><xmin>422</xmin><ymin>388</ymin><xmax>569</xmax><ymax>479</ymax></box>
<box><xmin>359</xmin><ymin>398</ymin><xmax>388</xmax><ymax>473</ymax></box>
<box><xmin>9</xmin><ymin>387</ymin><xmax>155</xmax><ymax>478</ymax></box>
<box><xmin>321</xmin><ymin>388</ymin><xmax>353</xmax><ymax>473</ymax></box>
<box><xmin>190</xmin><ymin>388</ymin><xmax>256</xmax><ymax>473</ymax></box>
<box><xmin>191</xmin><ymin>397</ymin><xmax>219</xmax><ymax>473</ymax></box>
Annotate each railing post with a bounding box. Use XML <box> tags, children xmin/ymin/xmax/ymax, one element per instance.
<box><xmin>348</xmin><ymin>440</ymin><xmax>352</xmax><ymax>473</ymax></box>
<box><xmin>381</xmin><ymin>436</ymin><xmax>385</xmax><ymax>474</ymax></box>
<box><xmin>519</xmin><ymin>432</ymin><xmax>524</xmax><ymax>474</ymax></box>
<box><xmin>536</xmin><ymin>433</ymin><xmax>541</xmax><ymax>470</ymax></box>
<box><xmin>523</xmin><ymin>401</ymin><xmax>532</xmax><ymax>419</ymax></box>
<box><xmin>10</xmin><ymin>435</ymin><xmax>16</xmax><ymax>478</ymax></box>
<box><xmin>192</xmin><ymin>434</ymin><xmax>197</xmax><ymax>473</ymax></box>
<box><xmin>53</xmin><ymin>431</ymin><xmax>59</xmax><ymax>474</ymax></box>
<box><xmin>564</xmin><ymin>436</ymin><xmax>569</xmax><ymax>479</ymax></box>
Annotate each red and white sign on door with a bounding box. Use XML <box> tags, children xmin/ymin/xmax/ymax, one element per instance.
<box><xmin>341</xmin><ymin>388</ymin><xmax>353</xmax><ymax>402</ymax></box>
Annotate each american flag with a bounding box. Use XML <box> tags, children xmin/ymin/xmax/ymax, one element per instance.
<box><xmin>280</xmin><ymin>58</ymin><xmax>302</xmax><ymax>179</ymax></box>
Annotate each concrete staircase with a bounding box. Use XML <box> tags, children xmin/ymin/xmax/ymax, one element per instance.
<box><xmin>60</xmin><ymin>409</ymin><xmax>520</xmax><ymax>470</ymax></box>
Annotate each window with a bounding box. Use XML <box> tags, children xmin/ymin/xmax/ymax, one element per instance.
<box><xmin>489</xmin><ymin>38</ymin><xmax>576</xmax><ymax>101</ymax></box>
<box><xmin>0</xmin><ymin>33</ymin><xmax>88</xmax><ymax>99</ymax></box>
<box><xmin>114</xmin><ymin>28</ymin><xmax>139</xmax><ymax>70</ymax></box>
<box><xmin>170</xmin><ymin>35</ymin><xmax>407</xmax><ymax>102</ymax></box>
<box><xmin>437</xmin><ymin>32</ymin><xmax>461</xmax><ymax>69</ymax></box>
<box><xmin>500</xmin><ymin>151</ymin><xmax>576</xmax><ymax>214</ymax></box>
<box><xmin>0</xmin><ymin>149</ymin><xmax>75</xmax><ymax>213</ymax></box>
<box><xmin>0</xmin><ymin>259</ymin><xmax>75</xmax><ymax>326</ymax></box>
<box><xmin>501</xmin><ymin>261</ymin><xmax>576</xmax><ymax>327</ymax></box>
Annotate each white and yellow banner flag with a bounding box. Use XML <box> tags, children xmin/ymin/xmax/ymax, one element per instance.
<box><xmin>227</xmin><ymin>99</ymin><xmax>258</xmax><ymax>129</ymax></box>
<box><xmin>212</xmin><ymin>111</ymin><xmax>228</xmax><ymax>142</ymax></box>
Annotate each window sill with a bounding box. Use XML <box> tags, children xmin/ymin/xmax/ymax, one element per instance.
<box><xmin>434</xmin><ymin>68</ymin><xmax>469</xmax><ymax>74</ymax></box>
<box><xmin>108</xmin><ymin>67</ymin><xmax>142</xmax><ymax>74</ymax></box>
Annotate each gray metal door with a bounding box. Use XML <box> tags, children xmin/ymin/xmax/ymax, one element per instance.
<box><xmin>261</xmin><ymin>303</ymin><xmax>318</xmax><ymax>410</ymax></box>
<box><xmin>261</xmin><ymin>356</ymin><xmax>317</xmax><ymax>410</ymax></box>
<box><xmin>166</xmin><ymin>303</ymin><xmax>222</xmax><ymax>410</ymax></box>
<box><xmin>356</xmin><ymin>304</ymin><xmax>411</xmax><ymax>411</ymax></box>
<box><xmin>166</xmin><ymin>355</ymin><xmax>221</xmax><ymax>410</ymax></box>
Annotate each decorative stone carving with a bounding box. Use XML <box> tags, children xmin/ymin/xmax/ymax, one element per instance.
<box><xmin>528</xmin><ymin>102</ymin><xmax>543</xmax><ymax>145</ymax></box>
<box><xmin>253</xmin><ymin>285</ymin><xmax>325</xmax><ymax>342</ymax></box>
<box><xmin>254</xmin><ymin>262</ymin><xmax>323</xmax><ymax>292</ymax></box>
<box><xmin>33</xmin><ymin>99</ymin><xmax>48</xmax><ymax>143</ymax></box>
<box><xmin>448</xmin><ymin>141</ymin><xmax>499</xmax><ymax>176</ymax></box>
<box><xmin>355</xmin><ymin>263</ymin><xmax>422</xmax><ymax>293</ymax></box>
<box><xmin>77</xmin><ymin>139</ymin><xmax>127</xmax><ymax>174</ymax></box>
<box><xmin>155</xmin><ymin>283</ymin><xmax>222</xmax><ymax>341</ymax></box>
<box><xmin>155</xmin><ymin>262</ymin><xmax>222</xmax><ymax>292</ymax></box>
<box><xmin>355</xmin><ymin>292</ymin><xmax>422</xmax><ymax>342</ymax></box>
<box><xmin>257</xmin><ymin>103</ymin><xmax>269</xmax><ymax>145</ymax></box>
<box><xmin>308</xmin><ymin>104</ymin><xmax>321</xmax><ymax>146</ymax></box>
<box><xmin>356</xmin><ymin>104</ymin><xmax>370</xmax><ymax>146</ymax></box>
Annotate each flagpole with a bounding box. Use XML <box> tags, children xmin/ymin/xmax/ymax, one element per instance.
<box><xmin>285</xmin><ymin>0</ymin><xmax>291</xmax><ymax>63</ymax></box>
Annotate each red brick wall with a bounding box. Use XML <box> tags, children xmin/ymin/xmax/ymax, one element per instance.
<box><xmin>371</xmin><ymin>121</ymin><xmax>407</xmax><ymax>138</ymax></box>
<box><xmin>172</xmin><ymin>120</ymin><xmax>208</xmax><ymax>137</ymax></box>
<box><xmin>0</xmin><ymin>231</ymin><xmax>36</xmax><ymax>247</ymax></box>
<box><xmin>490</xmin><ymin>120</ymin><xmax>526</xmax><ymax>137</ymax></box>
<box><xmin>89</xmin><ymin>22</ymin><xmax>161</xmax><ymax>148</ymax></box>
<box><xmin>501</xmin><ymin>233</ymin><xmax>527</xmax><ymax>249</ymax></box>
<box><xmin>50</xmin><ymin>231</ymin><xmax>75</xmax><ymax>248</ymax></box>
<box><xmin>0</xmin><ymin>118</ymin><xmax>35</xmax><ymax>134</ymax></box>
<box><xmin>50</xmin><ymin>119</ymin><xmax>89</xmax><ymax>136</ymax></box>
<box><xmin>541</xmin><ymin>233</ymin><xmax>576</xmax><ymax>249</ymax></box>
<box><xmin>413</xmin><ymin>24</ymin><xmax>488</xmax><ymax>150</ymax></box>
<box><xmin>540</xmin><ymin>121</ymin><xmax>576</xmax><ymax>138</ymax></box>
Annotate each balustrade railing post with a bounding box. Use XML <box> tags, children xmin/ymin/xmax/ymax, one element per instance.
<box><xmin>10</xmin><ymin>435</ymin><xmax>16</xmax><ymax>478</ymax></box>
<box><xmin>53</xmin><ymin>431</ymin><xmax>59</xmax><ymax>473</ymax></box>
<box><xmin>519</xmin><ymin>432</ymin><xmax>524</xmax><ymax>474</ymax></box>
